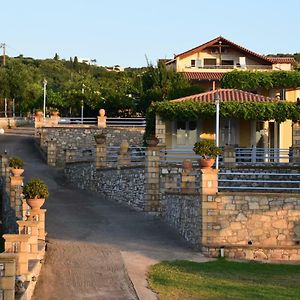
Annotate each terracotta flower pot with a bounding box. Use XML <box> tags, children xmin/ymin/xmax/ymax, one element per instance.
<box><xmin>95</xmin><ymin>136</ymin><xmax>106</xmax><ymax>144</ymax></box>
<box><xmin>147</xmin><ymin>137</ymin><xmax>159</xmax><ymax>147</ymax></box>
<box><xmin>199</xmin><ymin>158</ymin><xmax>215</xmax><ymax>169</ymax></box>
<box><xmin>11</xmin><ymin>168</ymin><xmax>24</xmax><ymax>177</ymax></box>
<box><xmin>26</xmin><ymin>198</ymin><xmax>45</xmax><ymax>209</ymax></box>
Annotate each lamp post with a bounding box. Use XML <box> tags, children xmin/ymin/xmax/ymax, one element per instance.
<box><xmin>215</xmin><ymin>91</ymin><xmax>220</xmax><ymax>170</ymax></box>
<box><xmin>81</xmin><ymin>84</ymin><xmax>85</xmax><ymax>124</ymax></box>
<box><xmin>43</xmin><ymin>79</ymin><xmax>47</xmax><ymax>119</ymax></box>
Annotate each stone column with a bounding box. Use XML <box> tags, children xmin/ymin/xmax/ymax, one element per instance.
<box><xmin>96</xmin><ymin>143</ymin><xmax>107</xmax><ymax>168</ymax></box>
<box><xmin>97</xmin><ymin>108</ymin><xmax>107</xmax><ymax>128</ymax></box>
<box><xmin>0</xmin><ymin>253</ymin><xmax>17</xmax><ymax>300</ymax></box>
<box><xmin>17</xmin><ymin>220</ymin><xmax>39</xmax><ymax>259</ymax></box>
<box><xmin>145</xmin><ymin>146</ymin><xmax>161</xmax><ymax>212</ymax></box>
<box><xmin>47</xmin><ymin>140</ymin><xmax>57</xmax><ymax>167</ymax></box>
<box><xmin>28</xmin><ymin>209</ymin><xmax>47</xmax><ymax>241</ymax></box>
<box><xmin>155</xmin><ymin>114</ymin><xmax>166</xmax><ymax>145</ymax></box>
<box><xmin>181</xmin><ymin>159</ymin><xmax>195</xmax><ymax>193</ymax></box>
<box><xmin>118</xmin><ymin>140</ymin><xmax>131</xmax><ymax>167</ymax></box>
<box><xmin>0</xmin><ymin>154</ymin><xmax>9</xmax><ymax>177</ymax></box>
<box><xmin>223</xmin><ymin>146</ymin><xmax>236</xmax><ymax>168</ymax></box>
<box><xmin>3</xmin><ymin>234</ymin><xmax>30</xmax><ymax>276</ymax></box>
<box><xmin>10</xmin><ymin>175</ymin><xmax>24</xmax><ymax>222</ymax></box>
<box><xmin>200</xmin><ymin>169</ymin><xmax>219</xmax><ymax>247</ymax></box>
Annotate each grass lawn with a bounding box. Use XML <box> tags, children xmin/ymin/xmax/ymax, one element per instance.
<box><xmin>148</xmin><ymin>259</ymin><xmax>300</xmax><ymax>300</ymax></box>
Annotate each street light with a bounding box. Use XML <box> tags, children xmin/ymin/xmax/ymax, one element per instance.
<box><xmin>43</xmin><ymin>79</ymin><xmax>47</xmax><ymax>119</ymax></box>
<box><xmin>81</xmin><ymin>84</ymin><xmax>85</xmax><ymax>124</ymax></box>
<box><xmin>215</xmin><ymin>90</ymin><xmax>220</xmax><ymax>170</ymax></box>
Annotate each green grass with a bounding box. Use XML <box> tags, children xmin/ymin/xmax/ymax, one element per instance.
<box><xmin>148</xmin><ymin>259</ymin><xmax>300</xmax><ymax>300</ymax></box>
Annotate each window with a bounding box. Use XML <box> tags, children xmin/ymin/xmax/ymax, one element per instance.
<box><xmin>204</xmin><ymin>58</ymin><xmax>217</xmax><ymax>67</ymax></box>
<box><xmin>176</xmin><ymin>121</ymin><xmax>198</xmax><ymax>146</ymax></box>
<box><xmin>191</xmin><ymin>59</ymin><xmax>196</xmax><ymax>67</ymax></box>
<box><xmin>221</xmin><ymin>60</ymin><xmax>234</xmax><ymax>66</ymax></box>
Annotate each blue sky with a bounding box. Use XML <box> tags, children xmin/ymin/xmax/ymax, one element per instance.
<box><xmin>2</xmin><ymin>0</ymin><xmax>299</xmax><ymax>67</ymax></box>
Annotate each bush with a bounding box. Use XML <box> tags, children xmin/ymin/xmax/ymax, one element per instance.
<box><xmin>193</xmin><ymin>140</ymin><xmax>223</xmax><ymax>158</ymax></box>
<box><xmin>23</xmin><ymin>178</ymin><xmax>49</xmax><ymax>199</ymax></box>
<box><xmin>9</xmin><ymin>156</ymin><xmax>24</xmax><ymax>169</ymax></box>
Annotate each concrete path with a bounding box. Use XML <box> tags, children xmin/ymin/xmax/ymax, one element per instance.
<box><xmin>0</xmin><ymin>134</ymin><xmax>208</xmax><ymax>299</ymax></box>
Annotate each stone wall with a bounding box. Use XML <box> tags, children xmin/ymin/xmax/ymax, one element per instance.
<box><xmin>64</xmin><ymin>162</ymin><xmax>145</xmax><ymax>211</ymax></box>
<box><xmin>202</xmin><ymin>191</ymin><xmax>300</xmax><ymax>260</ymax></box>
<box><xmin>162</xmin><ymin>192</ymin><xmax>201</xmax><ymax>248</ymax></box>
<box><xmin>39</xmin><ymin>126</ymin><xmax>144</xmax><ymax>166</ymax></box>
<box><xmin>0</xmin><ymin>117</ymin><xmax>32</xmax><ymax>129</ymax></box>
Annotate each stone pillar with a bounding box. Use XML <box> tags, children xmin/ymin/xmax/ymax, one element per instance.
<box><xmin>96</xmin><ymin>144</ymin><xmax>107</xmax><ymax>168</ymax></box>
<box><xmin>28</xmin><ymin>209</ymin><xmax>47</xmax><ymax>241</ymax></box>
<box><xmin>118</xmin><ymin>140</ymin><xmax>130</xmax><ymax>167</ymax></box>
<box><xmin>145</xmin><ymin>146</ymin><xmax>161</xmax><ymax>212</ymax></box>
<box><xmin>200</xmin><ymin>169</ymin><xmax>219</xmax><ymax>247</ymax></box>
<box><xmin>0</xmin><ymin>154</ymin><xmax>9</xmax><ymax>177</ymax></box>
<box><xmin>10</xmin><ymin>175</ymin><xmax>24</xmax><ymax>221</ymax></box>
<box><xmin>97</xmin><ymin>108</ymin><xmax>107</xmax><ymax>128</ymax></box>
<box><xmin>49</xmin><ymin>115</ymin><xmax>60</xmax><ymax>127</ymax></box>
<box><xmin>0</xmin><ymin>253</ymin><xmax>17</xmax><ymax>300</ymax></box>
<box><xmin>3</xmin><ymin>234</ymin><xmax>30</xmax><ymax>276</ymax></box>
<box><xmin>155</xmin><ymin>114</ymin><xmax>166</xmax><ymax>145</ymax></box>
<box><xmin>47</xmin><ymin>140</ymin><xmax>57</xmax><ymax>167</ymax></box>
<box><xmin>181</xmin><ymin>159</ymin><xmax>195</xmax><ymax>193</ymax></box>
<box><xmin>17</xmin><ymin>220</ymin><xmax>39</xmax><ymax>259</ymax></box>
<box><xmin>223</xmin><ymin>146</ymin><xmax>236</xmax><ymax>168</ymax></box>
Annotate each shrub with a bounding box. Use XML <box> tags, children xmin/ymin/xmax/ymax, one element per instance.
<box><xmin>9</xmin><ymin>156</ymin><xmax>24</xmax><ymax>169</ymax></box>
<box><xmin>193</xmin><ymin>140</ymin><xmax>223</xmax><ymax>158</ymax></box>
<box><xmin>23</xmin><ymin>178</ymin><xmax>49</xmax><ymax>199</ymax></box>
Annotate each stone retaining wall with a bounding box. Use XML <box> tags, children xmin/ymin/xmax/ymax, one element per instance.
<box><xmin>39</xmin><ymin>126</ymin><xmax>144</xmax><ymax>166</ymax></box>
<box><xmin>202</xmin><ymin>191</ymin><xmax>300</xmax><ymax>260</ymax></box>
<box><xmin>0</xmin><ymin>117</ymin><xmax>32</xmax><ymax>129</ymax></box>
<box><xmin>162</xmin><ymin>192</ymin><xmax>201</xmax><ymax>248</ymax></box>
<box><xmin>64</xmin><ymin>162</ymin><xmax>145</xmax><ymax>211</ymax></box>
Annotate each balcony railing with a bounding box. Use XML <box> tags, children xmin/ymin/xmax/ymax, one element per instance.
<box><xmin>184</xmin><ymin>65</ymin><xmax>272</xmax><ymax>70</ymax></box>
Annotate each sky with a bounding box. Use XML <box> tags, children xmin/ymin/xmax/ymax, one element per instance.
<box><xmin>1</xmin><ymin>0</ymin><xmax>299</xmax><ymax>67</ymax></box>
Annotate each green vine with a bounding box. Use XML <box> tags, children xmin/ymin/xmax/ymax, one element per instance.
<box><xmin>151</xmin><ymin>100</ymin><xmax>300</xmax><ymax>123</ymax></box>
<box><xmin>222</xmin><ymin>70</ymin><xmax>300</xmax><ymax>90</ymax></box>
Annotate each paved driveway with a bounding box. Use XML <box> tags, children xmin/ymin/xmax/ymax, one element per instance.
<box><xmin>0</xmin><ymin>134</ymin><xmax>208</xmax><ymax>300</ymax></box>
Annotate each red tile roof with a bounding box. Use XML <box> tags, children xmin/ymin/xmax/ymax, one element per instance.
<box><xmin>170</xmin><ymin>89</ymin><xmax>277</xmax><ymax>103</ymax></box>
<box><xmin>266</xmin><ymin>57</ymin><xmax>296</xmax><ymax>64</ymax></box>
<box><xmin>183</xmin><ymin>72</ymin><xmax>225</xmax><ymax>81</ymax></box>
<box><xmin>175</xmin><ymin>36</ymin><xmax>272</xmax><ymax>65</ymax></box>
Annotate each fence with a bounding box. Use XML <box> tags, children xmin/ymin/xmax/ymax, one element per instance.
<box><xmin>58</xmin><ymin>117</ymin><xmax>146</xmax><ymax>127</ymax></box>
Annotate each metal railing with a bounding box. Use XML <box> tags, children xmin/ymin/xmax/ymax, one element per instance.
<box><xmin>105</xmin><ymin>146</ymin><xmax>146</xmax><ymax>167</ymax></box>
<box><xmin>185</xmin><ymin>64</ymin><xmax>272</xmax><ymax>70</ymax></box>
<box><xmin>235</xmin><ymin>148</ymin><xmax>292</xmax><ymax>164</ymax></box>
<box><xmin>219</xmin><ymin>171</ymin><xmax>300</xmax><ymax>192</ymax></box>
<box><xmin>58</xmin><ymin>117</ymin><xmax>146</xmax><ymax>127</ymax></box>
<box><xmin>106</xmin><ymin>118</ymin><xmax>146</xmax><ymax>127</ymax></box>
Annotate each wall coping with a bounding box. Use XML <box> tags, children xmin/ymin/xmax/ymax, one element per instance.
<box><xmin>202</xmin><ymin>243</ymin><xmax>300</xmax><ymax>250</ymax></box>
<box><xmin>217</xmin><ymin>191</ymin><xmax>300</xmax><ymax>197</ymax></box>
<box><xmin>165</xmin><ymin>191</ymin><xmax>198</xmax><ymax>196</ymax></box>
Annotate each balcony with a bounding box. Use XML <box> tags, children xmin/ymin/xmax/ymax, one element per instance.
<box><xmin>183</xmin><ymin>64</ymin><xmax>273</xmax><ymax>72</ymax></box>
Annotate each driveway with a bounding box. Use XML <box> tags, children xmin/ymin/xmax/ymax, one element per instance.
<box><xmin>0</xmin><ymin>133</ymin><xmax>208</xmax><ymax>299</ymax></box>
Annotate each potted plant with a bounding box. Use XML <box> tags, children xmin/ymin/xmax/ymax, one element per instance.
<box><xmin>9</xmin><ymin>156</ymin><xmax>24</xmax><ymax>176</ymax></box>
<box><xmin>94</xmin><ymin>133</ymin><xmax>106</xmax><ymax>144</ymax></box>
<box><xmin>146</xmin><ymin>135</ymin><xmax>159</xmax><ymax>147</ymax></box>
<box><xmin>23</xmin><ymin>178</ymin><xmax>49</xmax><ymax>209</ymax></box>
<box><xmin>193</xmin><ymin>140</ymin><xmax>223</xmax><ymax>169</ymax></box>
<box><xmin>35</xmin><ymin>109</ymin><xmax>43</xmax><ymax>118</ymax></box>
<box><xmin>50</xmin><ymin>108</ymin><xmax>59</xmax><ymax>116</ymax></box>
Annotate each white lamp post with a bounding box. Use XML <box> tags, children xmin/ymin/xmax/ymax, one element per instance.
<box><xmin>43</xmin><ymin>79</ymin><xmax>47</xmax><ymax>119</ymax></box>
<box><xmin>215</xmin><ymin>91</ymin><xmax>220</xmax><ymax>170</ymax></box>
<box><xmin>81</xmin><ymin>84</ymin><xmax>85</xmax><ymax>124</ymax></box>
